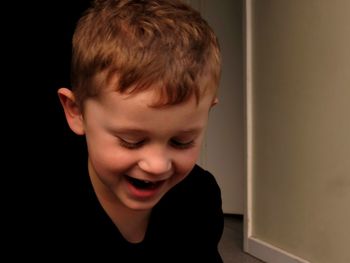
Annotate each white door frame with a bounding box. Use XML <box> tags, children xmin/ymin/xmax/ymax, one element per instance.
<box><xmin>243</xmin><ymin>1</ymin><xmax>309</xmax><ymax>262</ymax></box>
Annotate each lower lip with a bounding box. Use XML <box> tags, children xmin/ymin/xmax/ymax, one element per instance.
<box><xmin>125</xmin><ymin>179</ymin><xmax>165</xmax><ymax>199</ymax></box>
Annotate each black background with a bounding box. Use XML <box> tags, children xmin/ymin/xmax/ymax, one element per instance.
<box><xmin>3</xmin><ymin>1</ymin><xmax>92</xmax><ymax>254</ymax></box>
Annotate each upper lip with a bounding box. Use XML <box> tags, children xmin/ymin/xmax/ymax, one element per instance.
<box><xmin>125</xmin><ymin>175</ymin><xmax>169</xmax><ymax>183</ymax></box>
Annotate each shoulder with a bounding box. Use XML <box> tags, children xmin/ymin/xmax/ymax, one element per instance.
<box><xmin>176</xmin><ymin>164</ymin><xmax>222</xmax><ymax>201</ymax></box>
<box><xmin>151</xmin><ymin>165</ymin><xmax>224</xmax><ymax>261</ymax></box>
<box><xmin>191</xmin><ymin>164</ymin><xmax>221</xmax><ymax>188</ymax></box>
<box><xmin>156</xmin><ymin>164</ymin><xmax>223</xmax><ymax>216</ymax></box>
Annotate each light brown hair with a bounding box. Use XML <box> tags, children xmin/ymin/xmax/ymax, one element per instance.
<box><xmin>71</xmin><ymin>0</ymin><xmax>221</xmax><ymax>109</ymax></box>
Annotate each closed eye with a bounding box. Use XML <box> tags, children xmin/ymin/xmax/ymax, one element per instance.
<box><xmin>170</xmin><ymin>139</ymin><xmax>195</xmax><ymax>149</ymax></box>
<box><xmin>118</xmin><ymin>138</ymin><xmax>145</xmax><ymax>149</ymax></box>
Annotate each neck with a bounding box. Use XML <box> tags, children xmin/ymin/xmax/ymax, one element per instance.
<box><xmin>104</xmin><ymin>200</ymin><xmax>151</xmax><ymax>243</ymax></box>
<box><xmin>88</xmin><ymin>162</ymin><xmax>151</xmax><ymax>243</ymax></box>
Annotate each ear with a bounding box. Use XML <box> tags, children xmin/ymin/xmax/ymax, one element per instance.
<box><xmin>57</xmin><ymin>88</ymin><xmax>85</xmax><ymax>135</ymax></box>
<box><xmin>211</xmin><ymin>97</ymin><xmax>219</xmax><ymax>107</ymax></box>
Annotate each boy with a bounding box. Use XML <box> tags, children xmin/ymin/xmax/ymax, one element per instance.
<box><xmin>57</xmin><ymin>0</ymin><xmax>223</xmax><ymax>261</ymax></box>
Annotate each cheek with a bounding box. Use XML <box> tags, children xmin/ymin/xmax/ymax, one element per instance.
<box><xmin>88</xmin><ymin>142</ymin><xmax>137</xmax><ymax>174</ymax></box>
<box><xmin>173</xmin><ymin>147</ymin><xmax>201</xmax><ymax>173</ymax></box>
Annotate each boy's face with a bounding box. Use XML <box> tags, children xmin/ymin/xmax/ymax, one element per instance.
<box><xmin>81</xmin><ymin>87</ymin><xmax>216</xmax><ymax>212</ymax></box>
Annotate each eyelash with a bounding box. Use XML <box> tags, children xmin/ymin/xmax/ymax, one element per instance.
<box><xmin>118</xmin><ymin>138</ymin><xmax>195</xmax><ymax>150</ymax></box>
<box><xmin>118</xmin><ymin>139</ymin><xmax>145</xmax><ymax>149</ymax></box>
<box><xmin>170</xmin><ymin>139</ymin><xmax>195</xmax><ymax>149</ymax></box>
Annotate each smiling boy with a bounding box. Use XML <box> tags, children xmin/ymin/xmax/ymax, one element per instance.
<box><xmin>58</xmin><ymin>0</ymin><xmax>223</xmax><ymax>261</ymax></box>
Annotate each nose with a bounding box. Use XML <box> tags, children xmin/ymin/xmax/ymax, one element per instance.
<box><xmin>138</xmin><ymin>151</ymin><xmax>172</xmax><ymax>176</ymax></box>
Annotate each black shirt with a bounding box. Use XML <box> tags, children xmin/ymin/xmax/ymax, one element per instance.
<box><xmin>46</xmin><ymin>164</ymin><xmax>224</xmax><ymax>262</ymax></box>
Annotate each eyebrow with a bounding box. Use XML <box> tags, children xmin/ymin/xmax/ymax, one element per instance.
<box><xmin>109</xmin><ymin>128</ymin><xmax>147</xmax><ymax>136</ymax></box>
<box><xmin>177</xmin><ymin>128</ymin><xmax>203</xmax><ymax>134</ymax></box>
<box><xmin>110</xmin><ymin>127</ymin><xmax>203</xmax><ymax>135</ymax></box>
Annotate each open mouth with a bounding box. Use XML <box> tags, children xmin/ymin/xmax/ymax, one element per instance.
<box><xmin>125</xmin><ymin>175</ymin><xmax>164</xmax><ymax>190</ymax></box>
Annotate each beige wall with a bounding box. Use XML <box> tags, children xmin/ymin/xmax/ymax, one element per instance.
<box><xmin>202</xmin><ymin>0</ymin><xmax>244</xmax><ymax>214</ymax></box>
<box><xmin>250</xmin><ymin>0</ymin><xmax>350</xmax><ymax>262</ymax></box>
<box><xmin>188</xmin><ymin>0</ymin><xmax>245</xmax><ymax>214</ymax></box>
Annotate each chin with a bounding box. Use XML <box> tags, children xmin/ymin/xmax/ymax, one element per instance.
<box><xmin>124</xmin><ymin>199</ymin><xmax>160</xmax><ymax>211</ymax></box>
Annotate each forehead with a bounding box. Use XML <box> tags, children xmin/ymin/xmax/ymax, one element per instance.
<box><xmin>84</xmin><ymin>87</ymin><xmax>214</xmax><ymax>135</ymax></box>
<box><xmin>98</xmin><ymin>87</ymin><xmax>213</xmax><ymax>117</ymax></box>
